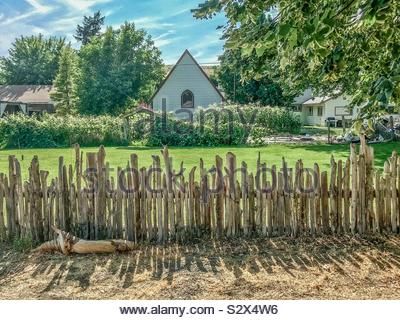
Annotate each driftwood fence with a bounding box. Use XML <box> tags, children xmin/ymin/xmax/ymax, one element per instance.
<box><xmin>0</xmin><ymin>137</ymin><xmax>399</xmax><ymax>244</ymax></box>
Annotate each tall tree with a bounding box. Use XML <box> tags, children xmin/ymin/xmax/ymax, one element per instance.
<box><xmin>74</xmin><ymin>11</ymin><xmax>105</xmax><ymax>45</ymax></box>
<box><xmin>77</xmin><ymin>23</ymin><xmax>164</xmax><ymax>115</ymax></box>
<box><xmin>0</xmin><ymin>35</ymin><xmax>65</xmax><ymax>85</ymax></box>
<box><xmin>193</xmin><ymin>0</ymin><xmax>400</xmax><ymax>121</ymax></box>
<box><xmin>216</xmin><ymin>48</ymin><xmax>292</xmax><ymax>106</ymax></box>
<box><xmin>51</xmin><ymin>46</ymin><xmax>79</xmax><ymax>115</ymax></box>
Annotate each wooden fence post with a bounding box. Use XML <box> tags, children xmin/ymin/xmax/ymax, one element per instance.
<box><xmin>0</xmin><ymin>142</ymin><xmax>399</xmax><ymax>244</ymax></box>
<box><xmin>0</xmin><ymin>174</ymin><xmax>5</xmax><ymax>241</ymax></box>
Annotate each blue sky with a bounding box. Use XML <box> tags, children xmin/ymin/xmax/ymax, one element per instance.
<box><xmin>0</xmin><ymin>0</ymin><xmax>226</xmax><ymax>64</ymax></box>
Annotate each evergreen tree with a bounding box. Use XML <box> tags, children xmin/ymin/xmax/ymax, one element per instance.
<box><xmin>74</xmin><ymin>11</ymin><xmax>105</xmax><ymax>45</ymax></box>
<box><xmin>51</xmin><ymin>46</ymin><xmax>79</xmax><ymax>115</ymax></box>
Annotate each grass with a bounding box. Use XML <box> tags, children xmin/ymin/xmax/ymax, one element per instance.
<box><xmin>0</xmin><ymin>141</ymin><xmax>399</xmax><ymax>179</ymax></box>
<box><xmin>300</xmin><ymin>125</ymin><xmax>344</xmax><ymax>136</ymax></box>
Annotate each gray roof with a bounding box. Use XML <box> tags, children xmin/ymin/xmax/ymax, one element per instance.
<box><xmin>302</xmin><ymin>96</ymin><xmax>332</xmax><ymax>105</ymax></box>
<box><xmin>0</xmin><ymin>85</ymin><xmax>54</xmax><ymax>104</ymax></box>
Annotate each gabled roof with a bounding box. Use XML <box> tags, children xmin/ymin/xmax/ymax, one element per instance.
<box><xmin>0</xmin><ymin>85</ymin><xmax>54</xmax><ymax>104</ymax></box>
<box><xmin>150</xmin><ymin>49</ymin><xmax>224</xmax><ymax>102</ymax></box>
<box><xmin>302</xmin><ymin>96</ymin><xmax>332</xmax><ymax>105</ymax></box>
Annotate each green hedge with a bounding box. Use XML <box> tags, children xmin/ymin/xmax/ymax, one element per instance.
<box><xmin>0</xmin><ymin>114</ymin><xmax>129</xmax><ymax>148</ymax></box>
<box><xmin>0</xmin><ymin>105</ymin><xmax>301</xmax><ymax>149</ymax></box>
<box><xmin>130</xmin><ymin>104</ymin><xmax>302</xmax><ymax>146</ymax></box>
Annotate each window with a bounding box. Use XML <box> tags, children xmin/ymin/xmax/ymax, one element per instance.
<box><xmin>308</xmin><ymin>106</ymin><xmax>313</xmax><ymax>116</ymax></box>
<box><xmin>181</xmin><ymin>90</ymin><xmax>194</xmax><ymax>108</ymax></box>
<box><xmin>162</xmin><ymin>97</ymin><xmax>167</xmax><ymax>109</ymax></box>
<box><xmin>317</xmin><ymin>106</ymin><xmax>323</xmax><ymax>116</ymax></box>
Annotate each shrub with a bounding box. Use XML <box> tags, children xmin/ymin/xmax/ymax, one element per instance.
<box><xmin>0</xmin><ymin>114</ymin><xmax>129</xmax><ymax>149</ymax></box>
<box><xmin>129</xmin><ymin>104</ymin><xmax>302</xmax><ymax>147</ymax></box>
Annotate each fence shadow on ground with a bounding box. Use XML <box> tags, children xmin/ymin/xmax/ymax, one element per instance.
<box><xmin>1</xmin><ymin>235</ymin><xmax>395</xmax><ymax>295</ymax></box>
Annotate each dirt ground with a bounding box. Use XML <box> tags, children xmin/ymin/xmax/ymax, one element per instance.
<box><xmin>1</xmin><ymin>235</ymin><xmax>400</xmax><ymax>299</ymax></box>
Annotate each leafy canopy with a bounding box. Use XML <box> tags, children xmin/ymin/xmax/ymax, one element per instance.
<box><xmin>215</xmin><ymin>44</ymin><xmax>293</xmax><ymax>106</ymax></box>
<box><xmin>77</xmin><ymin>22</ymin><xmax>164</xmax><ymax>115</ymax></box>
<box><xmin>193</xmin><ymin>0</ymin><xmax>400</xmax><ymax>121</ymax></box>
<box><xmin>0</xmin><ymin>35</ymin><xmax>65</xmax><ymax>85</ymax></box>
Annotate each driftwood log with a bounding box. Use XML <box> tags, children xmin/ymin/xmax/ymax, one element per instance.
<box><xmin>33</xmin><ymin>226</ymin><xmax>137</xmax><ymax>254</ymax></box>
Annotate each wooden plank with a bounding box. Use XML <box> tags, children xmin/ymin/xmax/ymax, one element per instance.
<box><xmin>282</xmin><ymin>158</ymin><xmax>291</xmax><ymax>236</ymax></box>
<box><xmin>261</xmin><ymin>165</ymin><xmax>268</xmax><ymax>236</ymax></box>
<box><xmin>14</xmin><ymin>159</ymin><xmax>23</xmax><ymax>238</ymax></box>
<box><xmin>365</xmin><ymin>145</ymin><xmax>375</xmax><ymax>232</ymax></box>
<box><xmin>242</xmin><ymin>161</ymin><xmax>249</xmax><ymax>236</ymax></box>
<box><xmin>248</xmin><ymin>173</ymin><xmax>255</xmax><ymax>236</ymax></box>
<box><xmin>313</xmin><ymin>163</ymin><xmax>321</xmax><ymax>234</ymax></box>
<box><xmin>30</xmin><ymin>156</ymin><xmax>43</xmax><ymax>242</ymax></box>
<box><xmin>97</xmin><ymin>146</ymin><xmax>106</xmax><ymax>239</ymax></box>
<box><xmin>116</xmin><ymin>167</ymin><xmax>123</xmax><ymax>239</ymax></box>
<box><xmin>162</xmin><ymin>173</ymin><xmax>169</xmax><ymax>242</ymax></box>
<box><xmin>188</xmin><ymin>167</ymin><xmax>196</xmax><ymax>236</ymax></box>
<box><xmin>125</xmin><ymin>160</ymin><xmax>134</xmax><ymax>241</ymax></box>
<box><xmin>226</xmin><ymin>152</ymin><xmax>237</xmax><ymax>236</ymax></box>
<box><xmin>374</xmin><ymin>172</ymin><xmax>381</xmax><ymax>233</ymax></box>
<box><xmin>390</xmin><ymin>152</ymin><xmax>398</xmax><ymax>233</ymax></box>
<box><xmin>358</xmin><ymin>154</ymin><xmax>366</xmax><ymax>234</ymax></box>
<box><xmin>7</xmin><ymin>156</ymin><xmax>16</xmax><ymax>238</ymax></box>
<box><xmin>350</xmin><ymin>144</ymin><xmax>358</xmax><ymax>234</ymax></box>
<box><xmin>277</xmin><ymin>171</ymin><xmax>285</xmax><ymax>236</ymax></box>
<box><xmin>343</xmin><ymin>158</ymin><xmax>350</xmax><ymax>233</ymax></box>
<box><xmin>132</xmin><ymin>154</ymin><xmax>141</xmax><ymax>241</ymax></box>
<box><xmin>321</xmin><ymin>171</ymin><xmax>329</xmax><ymax>233</ymax></box>
<box><xmin>384</xmin><ymin>161</ymin><xmax>391</xmax><ymax>232</ymax></box>
<box><xmin>0</xmin><ymin>174</ymin><xmax>6</xmax><ymax>241</ymax></box>
<box><xmin>337</xmin><ymin>160</ymin><xmax>343</xmax><ymax>233</ymax></box>
<box><xmin>330</xmin><ymin>156</ymin><xmax>338</xmax><ymax>233</ymax></box>
<box><xmin>161</xmin><ymin>147</ymin><xmax>175</xmax><ymax>239</ymax></box>
<box><xmin>62</xmin><ymin>164</ymin><xmax>70</xmax><ymax>232</ymax></box>
<box><xmin>308</xmin><ymin>170</ymin><xmax>316</xmax><ymax>235</ymax></box>
<box><xmin>398</xmin><ymin>157</ymin><xmax>400</xmax><ymax>233</ymax></box>
<box><xmin>86</xmin><ymin>153</ymin><xmax>97</xmax><ymax>240</ymax></box>
<box><xmin>40</xmin><ymin>171</ymin><xmax>49</xmax><ymax>241</ymax></box>
<box><xmin>235</xmin><ymin>180</ymin><xmax>241</xmax><ymax>236</ymax></box>
<box><xmin>152</xmin><ymin>156</ymin><xmax>163</xmax><ymax>243</ymax></box>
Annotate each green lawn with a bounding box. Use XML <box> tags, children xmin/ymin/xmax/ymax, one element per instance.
<box><xmin>300</xmin><ymin>125</ymin><xmax>345</xmax><ymax>136</ymax></box>
<box><xmin>0</xmin><ymin>142</ymin><xmax>399</xmax><ymax>180</ymax></box>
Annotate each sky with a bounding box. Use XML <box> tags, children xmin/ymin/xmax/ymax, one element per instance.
<box><xmin>0</xmin><ymin>0</ymin><xmax>226</xmax><ymax>64</ymax></box>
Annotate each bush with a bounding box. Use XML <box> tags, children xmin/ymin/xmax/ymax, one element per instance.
<box><xmin>0</xmin><ymin>114</ymin><xmax>129</xmax><ymax>148</ymax></box>
<box><xmin>129</xmin><ymin>104</ymin><xmax>302</xmax><ymax>147</ymax></box>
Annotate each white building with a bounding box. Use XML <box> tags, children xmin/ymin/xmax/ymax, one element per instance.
<box><xmin>294</xmin><ymin>91</ymin><xmax>361</xmax><ymax>127</ymax></box>
<box><xmin>151</xmin><ymin>50</ymin><xmax>224</xmax><ymax>113</ymax></box>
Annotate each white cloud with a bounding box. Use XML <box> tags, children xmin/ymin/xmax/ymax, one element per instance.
<box><xmin>153</xmin><ymin>30</ymin><xmax>181</xmax><ymax>48</ymax></box>
<box><xmin>0</xmin><ymin>0</ymin><xmax>54</xmax><ymax>26</ymax></box>
<box><xmin>59</xmin><ymin>0</ymin><xmax>113</xmax><ymax>11</ymax></box>
<box><xmin>133</xmin><ymin>16</ymin><xmax>174</xmax><ymax>30</ymax></box>
<box><xmin>26</xmin><ymin>0</ymin><xmax>53</xmax><ymax>14</ymax></box>
<box><xmin>51</xmin><ymin>15</ymin><xmax>82</xmax><ymax>32</ymax></box>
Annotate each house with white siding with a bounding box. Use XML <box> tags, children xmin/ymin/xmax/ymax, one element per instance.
<box><xmin>294</xmin><ymin>90</ymin><xmax>361</xmax><ymax>127</ymax></box>
<box><xmin>151</xmin><ymin>50</ymin><xmax>224</xmax><ymax>113</ymax></box>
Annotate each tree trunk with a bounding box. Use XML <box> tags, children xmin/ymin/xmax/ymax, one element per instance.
<box><xmin>33</xmin><ymin>226</ymin><xmax>137</xmax><ymax>255</ymax></box>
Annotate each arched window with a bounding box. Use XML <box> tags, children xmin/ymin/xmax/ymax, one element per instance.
<box><xmin>181</xmin><ymin>90</ymin><xmax>194</xmax><ymax>108</ymax></box>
